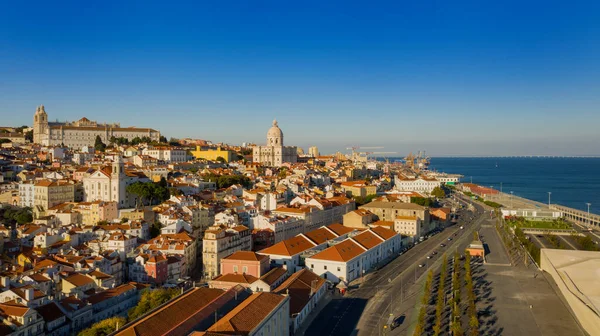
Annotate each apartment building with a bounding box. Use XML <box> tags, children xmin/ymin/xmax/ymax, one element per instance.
<box><xmin>202</xmin><ymin>225</ymin><xmax>253</xmax><ymax>279</ymax></box>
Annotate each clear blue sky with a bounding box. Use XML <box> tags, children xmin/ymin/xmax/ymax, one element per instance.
<box><xmin>1</xmin><ymin>1</ymin><xmax>599</xmax><ymax>156</ymax></box>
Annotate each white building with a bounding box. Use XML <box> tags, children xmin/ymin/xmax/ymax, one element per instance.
<box><xmin>18</xmin><ymin>181</ymin><xmax>35</xmax><ymax>207</ymax></box>
<box><xmin>394</xmin><ymin>175</ymin><xmax>441</xmax><ymax>194</ymax></box>
<box><xmin>250</xmin><ymin>213</ymin><xmax>305</xmax><ymax>244</ymax></box>
<box><xmin>33</xmin><ymin>105</ymin><xmax>160</xmax><ymax>147</ymax></box>
<box><xmin>141</xmin><ymin>146</ymin><xmax>187</xmax><ymax>163</ymax></box>
<box><xmin>252</xmin><ymin>120</ymin><xmax>297</xmax><ymax>167</ymax></box>
<box><xmin>305</xmin><ymin>226</ymin><xmax>401</xmax><ymax>283</ymax></box>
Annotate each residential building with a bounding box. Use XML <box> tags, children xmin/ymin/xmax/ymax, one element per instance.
<box><xmin>394</xmin><ymin>216</ymin><xmax>422</xmax><ymax>239</ymax></box>
<box><xmin>202</xmin><ymin>226</ymin><xmax>253</xmax><ymax>279</ymax></box>
<box><xmin>339</xmin><ymin>180</ymin><xmax>377</xmax><ymax>198</ymax></box>
<box><xmin>360</xmin><ymin>201</ymin><xmax>430</xmax><ymax>226</ymax></box>
<box><xmin>33</xmin><ymin>179</ymin><xmax>75</xmax><ymax>212</ymax></box>
<box><xmin>343</xmin><ymin>209</ymin><xmax>377</xmax><ymax>228</ymax></box>
<box><xmin>18</xmin><ymin>181</ymin><xmax>35</xmax><ymax>207</ymax></box>
<box><xmin>250</xmin><ymin>213</ymin><xmax>305</xmax><ymax>244</ymax></box>
<box><xmin>141</xmin><ymin>146</ymin><xmax>187</xmax><ymax>163</ymax></box>
<box><xmin>220</xmin><ymin>251</ymin><xmax>270</xmax><ymax>278</ymax></box>
<box><xmin>273</xmin><ymin>268</ymin><xmax>326</xmax><ymax>333</ymax></box>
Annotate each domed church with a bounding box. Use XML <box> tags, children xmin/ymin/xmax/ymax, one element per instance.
<box><xmin>252</xmin><ymin>119</ymin><xmax>298</xmax><ymax>166</ymax></box>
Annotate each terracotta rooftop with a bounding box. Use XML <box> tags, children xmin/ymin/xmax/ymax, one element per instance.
<box><xmin>63</xmin><ymin>273</ymin><xmax>95</xmax><ymax>287</ymax></box>
<box><xmin>35</xmin><ymin>302</ymin><xmax>65</xmax><ymax>323</ymax></box>
<box><xmin>206</xmin><ymin>293</ymin><xmax>286</xmax><ymax>335</ymax></box>
<box><xmin>326</xmin><ymin>223</ymin><xmax>355</xmax><ymax>236</ymax></box>
<box><xmin>116</xmin><ymin>286</ymin><xmax>247</xmax><ymax>336</ymax></box>
<box><xmin>258</xmin><ymin>267</ymin><xmax>288</xmax><ymax>286</ymax></box>
<box><xmin>303</xmin><ymin>227</ymin><xmax>337</xmax><ymax>245</ymax></box>
<box><xmin>212</xmin><ymin>273</ymin><xmax>258</xmax><ymax>284</ymax></box>
<box><xmin>223</xmin><ymin>251</ymin><xmax>267</xmax><ymax>262</ymax></box>
<box><xmin>308</xmin><ymin>239</ymin><xmax>365</xmax><ymax>263</ymax></box>
<box><xmin>351</xmin><ymin>230</ymin><xmax>384</xmax><ymax>250</ymax></box>
<box><xmin>258</xmin><ymin>235</ymin><xmax>315</xmax><ymax>257</ymax></box>
<box><xmin>273</xmin><ymin>268</ymin><xmax>325</xmax><ymax>315</ymax></box>
<box><xmin>87</xmin><ymin>283</ymin><xmax>137</xmax><ymax>305</ymax></box>
<box><xmin>360</xmin><ymin>201</ymin><xmax>426</xmax><ymax>210</ymax></box>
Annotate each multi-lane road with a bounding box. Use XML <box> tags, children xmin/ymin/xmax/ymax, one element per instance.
<box><xmin>302</xmin><ymin>196</ymin><xmax>487</xmax><ymax>336</ymax></box>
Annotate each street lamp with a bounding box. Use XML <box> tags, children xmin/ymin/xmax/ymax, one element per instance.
<box><xmin>586</xmin><ymin>203</ymin><xmax>591</xmax><ymax>226</ymax></box>
<box><xmin>548</xmin><ymin>192</ymin><xmax>552</xmax><ymax>208</ymax></box>
<box><xmin>510</xmin><ymin>191</ymin><xmax>514</xmax><ymax>208</ymax></box>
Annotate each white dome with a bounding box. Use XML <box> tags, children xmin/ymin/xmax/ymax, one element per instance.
<box><xmin>266</xmin><ymin>119</ymin><xmax>284</xmax><ymax>146</ymax></box>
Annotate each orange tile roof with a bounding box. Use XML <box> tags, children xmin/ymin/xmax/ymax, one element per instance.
<box><xmin>207</xmin><ymin>293</ymin><xmax>286</xmax><ymax>334</ymax></box>
<box><xmin>273</xmin><ymin>269</ymin><xmax>325</xmax><ymax>315</ymax></box>
<box><xmin>116</xmin><ymin>287</ymin><xmax>245</xmax><ymax>336</ymax></box>
<box><xmin>0</xmin><ymin>302</ymin><xmax>29</xmax><ymax>317</ymax></box>
<box><xmin>326</xmin><ymin>223</ymin><xmax>354</xmax><ymax>236</ymax></box>
<box><xmin>258</xmin><ymin>235</ymin><xmax>315</xmax><ymax>257</ymax></box>
<box><xmin>223</xmin><ymin>251</ymin><xmax>267</xmax><ymax>262</ymax></box>
<box><xmin>258</xmin><ymin>267</ymin><xmax>288</xmax><ymax>286</ymax></box>
<box><xmin>303</xmin><ymin>228</ymin><xmax>337</xmax><ymax>245</ymax></box>
<box><xmin>212</xmin><ymin>273</ymin><xmax>258</xmax><ymax>284</ymax></box>
<box><xmin>369</xmin><ymin>226</ymin><xmax>397</xmax><ymax>240</ymax></box>
<box><xmin>308</xmin><ymin>239</ymin><xmax>365</xmax><ymax>263</ymax></box>
<box><xmin>87</xmin><ymin>283</ymin><xmax>138</xmax><ymax>305</ymax></box>
<box><xmin>64</xmin><ymin>273</ymin><xmax>94</xmax><ymax>287</ymax></box>
<box><xmin>351</xmin><ymin>231</ymin><xmax>384</xmax><ymax>250</ymax></box>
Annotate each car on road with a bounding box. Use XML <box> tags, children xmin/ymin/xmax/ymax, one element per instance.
<box><xmin>419</xmin><ymin>264</ymin><xmax>425</xmax><ymax>267</ymax></box>
<box><xmin>440</xmin><ymin>244</ymin><xmax>445</xmax><ymax>247</ymax></box>
<box><xmin>426</xmin><ymin>256</ymin><xmax>431</xmax><ymax>259</ymax></box>
<box><xmin>448</xmin><ymin>237</ymin><xmax>452</xmax><ymax>241</ymax></box>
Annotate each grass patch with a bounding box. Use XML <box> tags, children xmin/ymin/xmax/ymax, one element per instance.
<box><xmin>506</xmin><ymin>218</ymin><xmax>572</xmax><ymax>230</ymax></box>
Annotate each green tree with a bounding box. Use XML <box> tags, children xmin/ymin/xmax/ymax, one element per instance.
<box><xmin>131</xmin><ymin>137</ymin><xmax>142</xmax><ymax>145</ymax></box>
<box><xmin>128</xmin><ymin>288</ymin><xmax>180</xmax><ymax>321</ymax></box>
<box><xmin>24</xmin><ymin>130</ymin><xmax>33</xmax><ymax>142</ymax></box>
<box><xmin>431</xmin><ymin>186</ymin><xmax>446</xmax><ymax>199</ymax></box>
<box><xmin>78</xmin><ymin>316</ymin><xmax>126</xmax><ymax>336</ymax></box>
<box><xmin>216</xmin><ymin>156</ymin><xmax>226</xmax><ymax>163</ymax></box>
<box><xmin>94</xmin><ymin>135</ymin><xmax>106</xmax><ymax>152</ymax></box>
<box><xmin>159</xmin><ymin>135</ymin><xmax>168</xmax><ymax>143</ymax></box>
<box><xmin>469</xmin><ymin>314</ymin><xmax>479</xmax><ymax>335</ymax></box>
<box><xmin>0</xmin><ymin>139</ymin><xmax>11</xmax><ymax>145</ymax></box>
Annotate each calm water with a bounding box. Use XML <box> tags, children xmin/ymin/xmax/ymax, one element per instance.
<box><xmin>425</xmin><ymin>157</ymin><xmax>600</xmax><ymax>214</ymax></box>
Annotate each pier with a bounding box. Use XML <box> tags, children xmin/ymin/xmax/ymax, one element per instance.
<box><xmin>551</xmin><ymin>205</ymin><xmax>600</xmax><ymax>228</ymax></box>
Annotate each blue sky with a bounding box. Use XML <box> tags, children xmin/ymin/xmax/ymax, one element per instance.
<box><xmin>1</xmin><ymin>1</ymin><xmax>599</xmax><ymax>156</ymax></box>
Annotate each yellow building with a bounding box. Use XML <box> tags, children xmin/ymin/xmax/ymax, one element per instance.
<box><xmin>339</xmin><ymin>180</ymin><xmax>377</xmax><ymax>198</ymax></box>
<box><xmin>191</xmin><ymin>146</ymin><xmax>235</xmax><ymax>162</ymax></box>
<box><xmin>34</xmin><ymin>180</ymin><xmax>75</xmax><ymax>212</ymax></box>
<box><xmin>74</xmin><ymin>201</ymin><xmax>118</xmax><ymax>226</ymax></box>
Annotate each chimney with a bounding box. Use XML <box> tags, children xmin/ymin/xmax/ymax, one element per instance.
<box><xmin>0</xmin><ymin>277</ymin><xmax>9</xmax><ymax>288</ymax></box>
<box><xmin>25</xmin><ymin>288</ymin><xmax>34</xmax><ymax>301</ymax></box>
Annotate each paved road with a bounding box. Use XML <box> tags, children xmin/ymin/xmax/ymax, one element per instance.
<box><xmin>302</xmin><ymin>195</ymin><xmax>483</xmax><ymax>336</ymax></box>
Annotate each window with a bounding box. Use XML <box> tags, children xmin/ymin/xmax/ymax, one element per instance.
<box><xmin>242</xmin><ymin>266</ymin><xmax>248</xmax><ymax>273</ymax></box>
<box><xmin>233</xmin><ymin>266</ymin><xmax>238</xmax><ymax>273</ymax></box>
<box><xmin>323</xmin><ymin>265</ymin><xmax>327</xmax><ymax>270</ymax></box>
<box><xmin>337</xmin><ymin>267</ymin><xmax>341</xmax><ymax>271</ymax></box>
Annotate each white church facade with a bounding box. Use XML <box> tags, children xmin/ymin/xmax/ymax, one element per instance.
<box><xmin>252</xmin><ymin>120</ymin><xmax>298</xmax><ymax>167</ymax></box>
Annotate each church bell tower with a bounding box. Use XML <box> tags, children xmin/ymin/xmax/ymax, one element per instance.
<box><xmin>33</xmin><ymin>105</ymin><xmax>48</xmax><ymax>145</ymax></box>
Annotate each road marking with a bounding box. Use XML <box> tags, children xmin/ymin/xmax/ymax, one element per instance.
<box><xmin>557</xmin><ymin>235</ymin><xmax>579</xmax><ymax>250</ymax></box>
<box><xmin>529</xmin><ymin>234</ymin><xmax>548</xmax><ymax>248</ymax></box>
